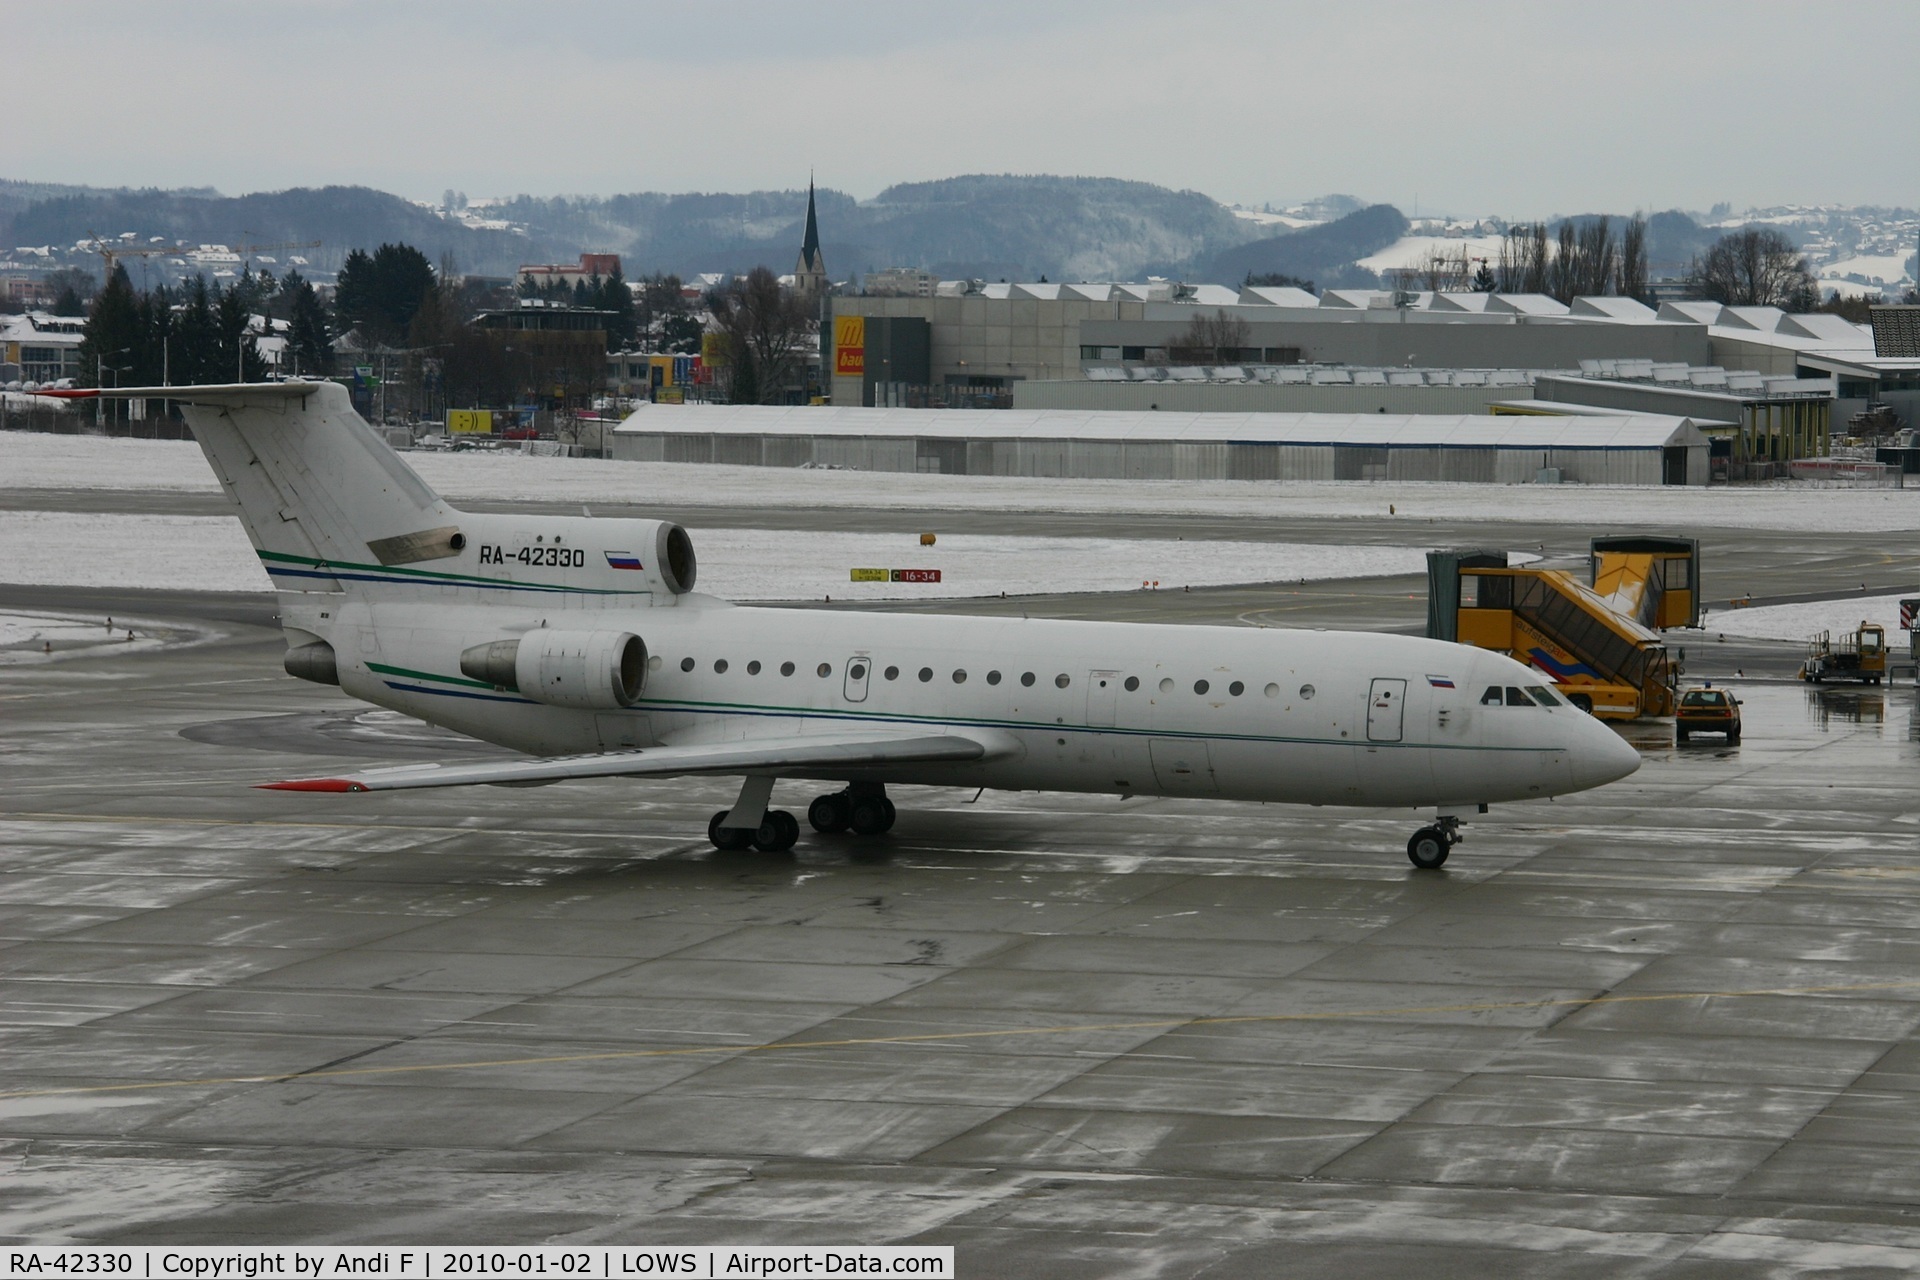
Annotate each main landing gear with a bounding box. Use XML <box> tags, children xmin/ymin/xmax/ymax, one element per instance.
<box><xmin>807</xmin><ymin>782</ymin><xmax>895</xmax><ymax>836</ymax></box>
<box><xmin>707</xmin><ymin>779</ymin><xmax>895</xmax><ymax>852</ymax></box>
<box><xmin>1407</xmin><ymin>815</ymin><xmax>1463</xmax><ymax>870</ymax></box>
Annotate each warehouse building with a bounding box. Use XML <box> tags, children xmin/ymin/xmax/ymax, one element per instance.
<box><xmin>828</xmin><ymin>286</ymin><xmax>1875</xmax><ymax>408</ymax></box>
<box><xmin>611</xmin><ymin>404</ymin><xmax>1710</xmax><ymax>485</ymax></box>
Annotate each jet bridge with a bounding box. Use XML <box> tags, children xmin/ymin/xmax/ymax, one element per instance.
<box><xmin>1429</xmin><ymin>549</ymin><xmax>1677</xmax><ymax>720</ymax></box>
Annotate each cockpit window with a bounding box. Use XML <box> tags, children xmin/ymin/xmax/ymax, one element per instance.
<box><xmin>1480</xmin><ymin>686</ymin><xmax>1504</xmax><ymax>706</ymax></box>
<box><xmin>1526</xmin><ymin>686</ymin><xmax>1561</xmax><ymax>707</ymax></box>
<box><xmin>1505</xmin><ymin>687</ymin><xmax>1534</xmax><ymax>707</ymax></box>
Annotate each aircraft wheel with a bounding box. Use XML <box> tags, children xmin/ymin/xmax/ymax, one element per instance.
<box><xmin>879</xmin><ymin>798</ymin><xmax>897</xmax><ymax>832</ymax></box>
<box><xmin>1407</xmin><ymin>827</ymin><xmax>1451</xmax><ymax>870</ymax></box>
<box><xmin>808</xmin><ymin>793</ymin><xmax>851</xmax><ymax>834</ymax></box>
<box><xmin>849</xmin><ymin>797</ymin><xmax>891</xmax><ymax>836</ymax></box>
<box><xmin>752</xmin><ymin>810</ymin><xmax>800</xmax><ymax>853</ymax></box>
<box><xmin>708</xmin><ymin>811</ymin><xmax>754</xmax><ymax>851</ymax></box>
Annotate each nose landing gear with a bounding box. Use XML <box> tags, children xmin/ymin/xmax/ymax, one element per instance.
<box><xmin>1407</xmin><ymin>815</ymin><xmax>1463</xmax><ymax>870</ymax></box>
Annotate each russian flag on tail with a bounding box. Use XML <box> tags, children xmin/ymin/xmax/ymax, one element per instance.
<box><xmin>604</xmin><ymin>552</ymin><xmax>643</xmax><ymax>571</ymax></box>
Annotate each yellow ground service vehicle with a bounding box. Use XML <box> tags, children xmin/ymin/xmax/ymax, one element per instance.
<box><xmin>1800</xmin><ymin>623</ymin><xmax>1889</xmax><ymax>684</ymax></box>
<box><xmin>1429</xmin><ymin>549</ymin><xmax>1679</xmax><ymax>720</ymax></box>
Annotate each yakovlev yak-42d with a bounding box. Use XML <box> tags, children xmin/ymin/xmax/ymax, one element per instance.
<box><xmin>104</xmin><ymin>382</ymin><xmax>1640</xmax><ymax>869</ymax></box>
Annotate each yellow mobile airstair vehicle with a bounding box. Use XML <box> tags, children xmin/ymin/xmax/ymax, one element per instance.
<box><xmin>1427</xmin><ymin>537</ymin><xmax>1699</xmax><ymax>720</ymax></box>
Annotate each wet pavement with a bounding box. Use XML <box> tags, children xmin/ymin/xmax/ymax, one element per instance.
<box><xmin>3</xmin><ymin>567</ymin><xmax>1920</xmax><ymax>1274</ymax></box>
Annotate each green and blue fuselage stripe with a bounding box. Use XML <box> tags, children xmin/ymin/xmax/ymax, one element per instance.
<box><xmin>258</xmin><ymin>551</ymin><xmax>647</xmax><ymax>596</ymax></box>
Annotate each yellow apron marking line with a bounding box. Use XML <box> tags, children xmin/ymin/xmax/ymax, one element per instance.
<box><xmin>5</xmin><ymin>978</ymin><xmax>1919</xmax><ymax>1102</ymax></box>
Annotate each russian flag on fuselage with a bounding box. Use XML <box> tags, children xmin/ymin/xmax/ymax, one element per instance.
<box><xmin>604</xmin><ymin>552</ymin><xmax>643</xmax><ymax>570</ymax></box>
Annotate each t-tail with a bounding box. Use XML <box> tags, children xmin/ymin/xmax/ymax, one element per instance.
<box><xmin>103</xmin><ymin>382</ymin><xmax>701</xmax><ymax>677</ymax></box>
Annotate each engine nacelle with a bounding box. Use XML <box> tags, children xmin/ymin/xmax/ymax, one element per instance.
<box><xmin>460</xmin><ymin>630</ymin><xmax>646</xmax><ymax>710</ymax></box>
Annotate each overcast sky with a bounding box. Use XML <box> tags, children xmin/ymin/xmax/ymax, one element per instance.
<box><xmin>8</xmin><ymin>0</ymin><xmax>1915</xmax><ymax>217</ymax></box>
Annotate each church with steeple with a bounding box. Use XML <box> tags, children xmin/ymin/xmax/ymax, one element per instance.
<box><xmin>793</xmin><ymin>178</ymin><xmax>827</xmax><ymax>300</ymax></box>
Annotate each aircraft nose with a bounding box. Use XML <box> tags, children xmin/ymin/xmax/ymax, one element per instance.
<box><xmin>1571</xmin><ymin>715</ymin><xmax>1642</xmax><ymax>789</ymax></box>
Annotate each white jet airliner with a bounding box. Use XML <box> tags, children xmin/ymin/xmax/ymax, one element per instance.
<box><xmin>107</xmin><ymin>382</ymin><xmax>1639</xmax><ymax>869</ymax></box>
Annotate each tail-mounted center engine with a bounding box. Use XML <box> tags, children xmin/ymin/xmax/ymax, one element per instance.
<box><xmin>460</xmin><ymin>629</ymin><xmax>647</xmax><ymax>709</ymax></box>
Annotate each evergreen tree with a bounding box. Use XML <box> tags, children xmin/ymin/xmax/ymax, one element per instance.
<box><xmin>175</xmin><ymin>276</ymin><xmax>222</xmax><ymax>386</ymax></box>
<box><xmin>1471</xmin><ymin>262</ymin><xmax>1497</xmax><ymax>293</ymax></box>
<box><xmin>599</xmin><ymin>264</ymin><xmax>637</xmax><ymax>349</ymax></box>
<box><xmin>284</xmin><ymin>272</ymin><xmax>333</xmax><ymax>376</ymax></box>
<box><xmin>334</xmin><ymin>243</ymin><xmax>434</xmax><ymax>344</ymax></box>
<box><xmin>78</xmin><ymin>265</ymin><xmax>142</xmax><ymax>390</ymax></box>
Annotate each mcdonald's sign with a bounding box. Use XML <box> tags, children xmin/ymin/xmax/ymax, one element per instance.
<box><xmin>834</xmin><ymin>315</ymin><xmax>865</xmax><ymax>376</ymax></box>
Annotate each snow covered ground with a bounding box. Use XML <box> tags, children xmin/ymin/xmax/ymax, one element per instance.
<box><xmin>1355</xmin><ymin>233</ymin><xmax>1504</xmax><ymax>275</ymax></box>
<box><xmin>7</xmin><ymin>432</ymin><xmax>1920</xmax><ymax>533</ymax></box>
<box><xmin>0</xmin><ymin>510</ymin><xmax>1436</xmax><ymax>601</ymax></box>
<box><xmin>1706</xmin><ymin>593</ymin><xmax>1913</xmax><ymax>644</ymax></box>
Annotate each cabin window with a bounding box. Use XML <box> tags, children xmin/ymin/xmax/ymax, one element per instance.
<box><xmin>1526</xmin><ymin>686</ymin><xmax>1561</xmax><ymax>706</ymax></box>
<box><xmin>1021</xmin><ymin>672</ymin><xmax>1036</xmax><ymax>687</ymax></box>
<box><xmin>1480</xmin><ymin>686</ymin><xmax>1503</xmax><ymax>705</ymax></box>
<box><xmin>953</xmin><ymin>669</ymin><xmax>967</xmax><ymax>683</ymax></box>
<box><xmin>1194</xmin><ymin>679</ymin><xmax>1210</xmax><ymax>695</ymax></box>
<box><xmin>780</xmin><ymin>661</ymin><xmax>795</xmax><ymax>676</ymax></box>
<box><xmin>1300</xmin><ymin>684</ymin><xmax>1315</xmax><ymax>700</ymax></box>
<box><xmin>714</xmin><ymin>659</ymin><xmax>728</xmax><ymax>674</ymax></box>
<box><xmin>1055</xmin><ymin>673</ymin><xmax>1071</xmax><ymax>688</ymax></box>
<box><xmin>1159</xmin><ymin>677</ymin><xmax>1175</xmax><ymax>693</ymax></box>
<box><xmin>648</xmin><ymin>655</ymin><xmax>663</xmax><ymax>672</ymax></box>
<box><xmin>986</xmin><ymin>670</ymin><xmax>1002</xmax><ymax>685</ymax></box>
<box><xmin>818</xmin><ymin>663</ymin><xmax>833</xmax><ymax>678</ymax></box>
<box><xmin>919</xmin><ymin>667</ymin><xmax>934</xmax><ymax>682</ymax></box>
<box><xmin>1229</xmin><ymin>681</ymin><xmax>1244</xmax><ymax>697</ymax></box>
<box><xmin>680</xmin><ymin>657</ymin><xmax>695</xmax><ymax>672</ymax></box>
<box><xmin>746</xmin><ymin>660</ymin><xmax>761</xmax><ymax>675</ymax></box>
<box><xmin>884</xmin><ymin>665</ymin><xmax>900</xmax><ymax>680</ymax></box>
<box><xmin>1124</xmin><ymin>676</ymin><xmax>1139</xmax><ymax>692</ymax></box>
<box><xmin>1505</xmin><ymin>687</ymin><xmax>1533</xmax><ymax>706</ymax></box>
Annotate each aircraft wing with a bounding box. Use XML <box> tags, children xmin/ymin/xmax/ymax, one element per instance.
<box><xmin>257</xmin><ymin>730</ymin><xmax>999</xmax><ymax>793</ymax></box>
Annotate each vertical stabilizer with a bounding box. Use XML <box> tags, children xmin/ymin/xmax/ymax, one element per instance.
<box><xmin>122</xmin><ymin>382</ymin><xmax>457</xmax><ymax>592</ymax></box>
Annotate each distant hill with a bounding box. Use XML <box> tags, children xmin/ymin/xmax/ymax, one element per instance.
<box><xmin>0</xmin><ymin>185</ymin><xmax>563</xmax><ymax>277</ymax></box>
<box><xmin>1</xmin><ymin>175</ymin><xmax>1275</xmax><ymax>284</ymax></box>
<box><xmin>1195</xmin><ymin>204</ymin><xmax>1409</xmax><ymax>288</ymax></box>
<box><xmin>492</xmin><ymin>174</ymin><xmax>1265</xmax><ymax>281</ymax></box>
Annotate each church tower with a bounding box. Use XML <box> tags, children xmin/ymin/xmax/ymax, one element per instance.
<box><xmin>794</xmin><ymin>178</ymin><xmax>827</xmax><ymax>299</ymax></box>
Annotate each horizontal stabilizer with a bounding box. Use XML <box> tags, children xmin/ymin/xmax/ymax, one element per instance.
<box><xmin>257</xmin><ymin>730</ymin><xmax>1001</xmax><ymax>793</ymax></box>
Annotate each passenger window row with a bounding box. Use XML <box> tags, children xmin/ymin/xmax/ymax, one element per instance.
<box><xmin>655</xmin><ymin>655</ymin><xmax>1309</xmax><ymax>702</ymax></box>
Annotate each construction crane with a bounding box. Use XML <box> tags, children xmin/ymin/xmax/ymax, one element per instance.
<box><xmin>82</xmin><ymin>231</ymin><xmax>192</xmax><ymax>277</ymax></box>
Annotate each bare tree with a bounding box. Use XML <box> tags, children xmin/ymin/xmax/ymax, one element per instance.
<box><xmin>706</xmin><ymin>266</ymin><xmax>815</xmax><ymax>404</ymax></box>
<box><xmin>1617</xmin><ymin>215</ymin><xmax>1650</xmax><ymax>304</ymax></box>
<box><xmin>1166</xmin><ymin>309</ymin><xmax>1252</xmax><ymax>364</ymax></box>
<box><xmin>1498</xmin><ymin>223</ymin><xmax>1550</xmax><ymax>294</ymax></box>
<box><xmin>1419</xmin><ymin>247</ymin><xmax>1472</xmax><ymax>292</ymax></box>
<box><xmin>1574</xmin><ymin>216</ymin><xmax>1617</xmax><ymax>298</ymax></box>
<box><xmin>1689</xmin><ymin>228</ymin><xmax>1819</xmax><ymax>308</ymax></box>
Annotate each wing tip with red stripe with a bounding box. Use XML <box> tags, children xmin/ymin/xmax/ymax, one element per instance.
<box><xmin>256</xmin><ymin>778</ymin><xmax>368</xmax><ymax>792</ymax></box>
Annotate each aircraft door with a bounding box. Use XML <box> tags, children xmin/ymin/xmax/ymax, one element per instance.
<box><xmin>1366</xmin><ymin>678</ymin><xmax>1407</xmax><ymax>742</ymax></box>
<box><xmin>843</xmin><ymin>656</ymin><xmax>871</xmax><ymax>703</ymax></box>
<box><xmin>1086</xmin><ymin>670</ymin><xmax>1120</xmax><ymax>727</ymax></box>
<box><xmin>1149</xmin><ymin>739</ymin><xmax>1218</xmax><ymax>793</ymax></box>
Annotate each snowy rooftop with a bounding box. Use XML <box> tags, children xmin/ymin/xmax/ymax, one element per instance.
<box><xmin>617</xmin><ymin>403</ymin><xmax>1707</xmax><ymax>449</ymax></box>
